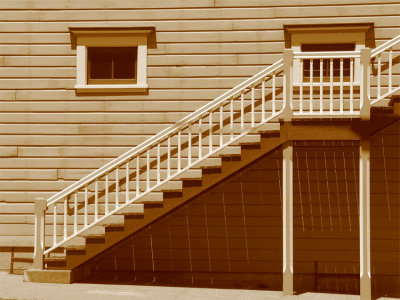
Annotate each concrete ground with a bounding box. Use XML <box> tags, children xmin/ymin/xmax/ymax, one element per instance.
<box><xmin>0</xmin><ymin>272</ymin><xmax>398</xmax><ymax>300</ymax></box>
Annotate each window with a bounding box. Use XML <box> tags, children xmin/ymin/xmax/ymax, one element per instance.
<box><xmin>69</xmin><ymin>27</ymin><xmax>154</xmax><ymax>93</ymax></box>
<box><xmin>301</xmin><ymin>43</ymin><xmax>355</xmax><ymax>78</ymax></box>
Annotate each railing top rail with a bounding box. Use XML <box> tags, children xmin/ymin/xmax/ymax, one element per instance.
<box><xmin>46</xmin><ymin>58</ymin><xmax>283</xmax><ymax>207</ymax></box>
<box><xmin>371</xmin><ymin>35</ymin><xmax>400</xmax><ymax>58</ymax></box>
<box><xmin>293</xmin><ymin>51</ymin><xmax>360</xmax><ymax>59</ymax></box>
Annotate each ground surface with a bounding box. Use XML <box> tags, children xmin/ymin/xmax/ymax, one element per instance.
<box><xmin>0</xmin><ymin>272</ymin><xmax>398</xmax><ymax>300</ymax></box>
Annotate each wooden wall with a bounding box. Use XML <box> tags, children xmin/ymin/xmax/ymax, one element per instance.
<box><xmin>81</xmin><ymin>123</ymin><xmax>400</xmax><ymax>297</ymax></box>
<box><xmin>0</xmin><ymin>0</ymin><xmax>399</xmax><ymax>274</ymax></box>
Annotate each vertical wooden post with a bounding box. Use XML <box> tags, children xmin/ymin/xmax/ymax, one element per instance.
<box><xmin>282</xmin><ymin>49</ymin><xmax>293</xmax><ymax>122</ymax></box>
<box><xmin>33</xmin><ymin>198</ymin><xmax>47</xmax><ymax>270</ymax></box>
<box><xmin>360</xmin><ymin>139</ymin><xmax>371</xmax><ymax>300</ymax></box>
<box><xmin>283</xmin><ymin>141</ymin><xmax>293</xmax><ymax>295</ymax></box>
<box><xmin>360</xmin><ymin>48</ymin><xmax>371</xmax><ymax>120</ymax></box>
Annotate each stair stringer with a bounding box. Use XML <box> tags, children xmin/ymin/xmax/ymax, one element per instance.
<box><xmin>63</xmin><ymin>133</ymin><xmax>288</xmax><ymax>271</ymax></box>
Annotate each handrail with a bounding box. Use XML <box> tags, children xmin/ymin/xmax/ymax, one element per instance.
<box><xmin>293</xmin><ymin>51</ymin><xmax>360</xmax><ymax>59</ymax></box>
<box><xmin>371</xmin><ymin>35</ymin><xmax>400</xmax><ymax>58</ymax></box>
<box><xmin>46</xmin><ymin>58</ymin><xmax>283</xmax><ymax>206</ymax></box>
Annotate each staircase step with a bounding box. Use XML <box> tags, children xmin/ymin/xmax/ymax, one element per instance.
<box><xmin>119</xmin><ymin>203</ymin><xmax>145</xmax><ymax>213</ymax></box>
<box><xmin>97</xmin><ymin>215</ymin><xmax>124</xmax><ymax>227</ymax></box>
<box><xmin>77</xmin><ymin>226</ymin><xmax>105</xmax><ymax>238</ymax></box>
<box><xmin>232</xmin><ymin>134</ymin><xmax>261</xmax><ymax>145</ymax></box>
<box><xmin>198</xmin><ymin>158</ymin><xmax>222</xmax><ymax>169</ymax></box>
<box><xmin>154</xmin><ymin>180</ymin><xmax>182</xmax><ymax>192</ymax></box>
<box><xmin>214</xmin><ymin>146</ymin><xmax>241</xmax><ymax>158</ymax></box>
<box><xmin>254</xmin><ymin>123</ymin><xmax>280</xmax><ymax>133</ymax></box>
<box><xmin>177</xmin><ymin>169</ymin><xmax>203</xmax><ymax>181</ymax></box>
<box><xmin>63</xmin><ymin>236</ymin><xmax>86</xmax><ymax>250</ymax></box>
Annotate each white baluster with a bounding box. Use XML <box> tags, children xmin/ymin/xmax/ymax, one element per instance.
<box><xmin>105</xmin><ymin>174</ymin><xmax>109</xmax><ymax>214</ymax></box>
<box><xmin>209</xmin><ymin>112</ymin><xmax>213</xmax><ymax>153</ymax></box>
<box><xmin>272</xmin><ymin>73</ymin><xmax>276</xmax><ymax>114</ymax></box>
<box><xmin>299</xmin><ymin>59</ymin><xmax>303</xmax><ymax>113</ymax></box>
<box><xmin>388</xmin><ymin>49</ymin><xmax>392</xmax><ymax>93</ymax></box>
<box><xmin>377</xmin><ymin>53</ymin><xmax>381</xmax><ymax>99</ymax></box>
<box><xmin>84</xmin><ymin>186</ymin><xmax>88</xmax><ymax>227</ymax></box>
<box><xmin>198</xmin><ymin>119</ymin><xmax>202</xmax><ymax>159</ymax></box>
<box><xmin>115</xmin><ymin>168</ymin><xmax>119</xmax><ymax>209</ymax></box>
<box><xmin>251</xmin><ymin>85</ymin><xmax>255</xmax><ymax>127</ymax></box>
<box><xmin>240</xmin><ymin>91</ymin><xmax>244</xmax><ymax>131</ymax></box>
<box><xmin>74</xmin><ymin>193</ymin><xmax>78</xmax><ymax>234</ymax></box>
<box><xmin>157</xmin><ymin>144</ymin><xmax>161</xmax><ymax>183</ymax></box>
<box><xmin>350</xmin><ymin>58</ymin><xmax>354</xmax><ymax>113</ymax></box>
<box><xmin>188</xmin><ymin>125</ymin><xmax>192</xmax><ymax>165</ymax></box>
<box><xmin>261</xmin><ymin>78</ymin><xmax>265</xmax><ymax>121</ymax></box>
<box><xmin>319</xmin><ymin>59</ymin><xmax>323</xmax><ymax>113</ymax></box>
<box><xmin>146</xmin><ymin>150</ymin><xmax>150</xmax><ymax>190</ymax></box>
<box><xmin>219</xmin><ymin>106</ymin><xmax>223</xmax><ymax>147</ymax></box>
<box><xmin>340</xmin><ymin>58</ymin><xmax>343</xmax><ymax>114</ymax></box>
<box><xmin>167</xmin><ymin>137</ymin><xmax>171</xmax><ymax>177</ymax></box>
<box><xmin>330</xmin><ymin>59</ymin><xmax>333</xmax><ymax>113</ymax></box>
<box><xmin>63</xmin><ymin>198</ymin><xmax>67</xmax><ymax>239</ymax></box>
<box><xmin>177</xmin><ymin>131</ymin><xmax>181</xmax><ymax>172</ymax></box>
<box><xmin>136</xmin><ymin>157</ymin><xmax>140</xmax><ymax>197</ymax></box>
<box><xmin>94</xmin><ymin>179</ymin><xmax>98</xmax><ymax>220</ymax></box>
<box><xmin>126</xmin><ymin>162</ymin><xmax>129</xmax><ymax>203</ymax></box>
<box><xmin>53</xmin><ymin>203</ymin><xmax>57</xmax><ymax>245</ymax></box>
<box><xmin>310</xmin><ymin>59</ymin><xmax>313</xmax><ymax>113</ymax></box>
<box><xmin>230</xmin><ymin>98</ymin><xmax>234</xmax><ymax>139</ymax></box>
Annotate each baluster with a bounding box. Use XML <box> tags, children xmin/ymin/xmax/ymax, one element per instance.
<box><xmin>350</xmin><ymin>58</ymin><xmax>354</xmax><ymax>113</ymax></box>
<box><xmin>105</xmin><ymin>174</ymin><xmax>109</xmax><ymax>214</ymax></box>
<box><xmin>94</xmin><ymin>179</ymin><xmax>98</xmax><ymax>220</ymax></box>
<box><xmin>230</xmin><ymin>98</ymin><xmax>234</xmax><ymax>139</ymax></box>
<box><xmin>251</xmin><ymin>85</ymin><xmax>255</xmax><ymax>127</ymax></box>
<box><xmin>74</xmin><ymin>193</ymin><xmax>78</xmax><ymax>234</ymax></box>
<box><xmin>330</xmin><ymin>59</ymin><xmax>333</xmax><ymax>113</ymax></box>
<box><xmin>167</xmin><ymin>137</ymin><xmax>171</xmax><ymax>177</ymax></box>
<box><xmin>84</xmin><ymin>185</ymin><xmax>88</xmax><ymax>227</ymax></box>
<box><xmin>219</xmin><ymin>106</ymin><xmax>223</xmax><ymax>147</ymax></box>
<box><xmin>299</xmin><ymin>59</ymin><xmax>303</xmax><ymax>113</ymax></box>
<box><xmin>53</xmin><ymin>203</ymin><xmax>57</xmax><ymax>245</ymax></box>
<box><xmin>177</xmin><ymin>132</ymin><xmax>181</xmax><ymax>172</ymax></box>
<box><xmin>310</xmin><ymin>59</ymin><xmax>313</xmax><ymax>113</ymax></box>
<box><xmin>240</xmin><ymin>91</ymin><xmax>244</xmax><ymax>131</ymax></box>
<box><xmin>340</xmin><ymin>58</ymin><xmax>343</xmax><ymax>113</ymax></box>
<box><xmin>146</xmin><ymin>150</ymin><xmax>150</xmax><ymax>190</ymax></box>
<box><xmin>377</xmin><ymin>53</ymin><xmax>381</xmax><ymax>99</ymax></box>
<box><xmin>319</xmin><ymin>59</ymin><xmax>323</xmax><ymax>113</ymax></box>
<box><xmin>126</xmin><ymin>162</ymin><xmax>129</xmax><ymax>203</ymax></box>
<box><xmin>157</xmin><ymin>144</ymin><xmax>161</xmax><ymax>183</ymax></box>
<box><xmin>63</xmin><ymin>198</ymin><xmax>67</xmax><ymax>239</ymax></box>
<box><xmin>261</xmin><ymin>78</ymin><xmax>265</xmax><ymax>121</ymax></box>
<box><xmin>198</xmin><ymin>119</ymin><xmax>202</xmax><ymax>159</ymax></box>
<box><xmin>188</xmin><ymin>125</ymin><xmax>192</xmax><ymax>165</ymax></box>
<box><xmin>136</xmin><ymin>156</ymin><xmax>140</xmax><ymax>197</ymax></box>
<box><xmin>115</xmin><ymin>167</ymin><xmax>119</xmax><ymax>208</ymax></box>
<box><xmin>389</xmin><ymin>48</ymin><xmax>392</xmax><ymax>92</ymax></box>
<box><xmin>209</xmin><ymin>112</ymin><xmax>213</xmax><ymax>153</ymax></box>
<box><xmin>272</xmin><ymin>73</ymin><xmax>276</xmax><ymax>114</ymax></box>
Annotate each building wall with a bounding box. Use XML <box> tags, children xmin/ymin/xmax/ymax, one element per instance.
<box><xmin>0</xmin><ymin>0</ymin><xmax>399</xmax><ymax>273</ymax></box>
<box><xmin>81</xmin><ymin>121</ymin><xmax>400</xmax><ymax>297</ymax></box>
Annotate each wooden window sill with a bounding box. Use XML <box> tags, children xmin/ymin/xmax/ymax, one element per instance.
<box><xmin>74</xmin><ymin>84</ymin><xmax>148</xmax><ymax>93</ymax></box>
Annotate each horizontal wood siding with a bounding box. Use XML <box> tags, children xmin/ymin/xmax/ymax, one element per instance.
<box><xmin>0</xmin><ymin>0</ymin><xmax>399</xmax><ymax>280</ymax></box>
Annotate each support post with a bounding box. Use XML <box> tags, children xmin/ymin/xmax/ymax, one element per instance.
<box><xmin>282</xmin><ymin>141</ymin><xmax>293</xmax><ymax>295</ymax></box>
<box><xmin>282</xmin><ymin>49</ymin><xmax>293</xmax><ymax>122</ymax></box>
<box><xmin>360</xmin><ymin>139</ymin><xmax>371</xmax><ymax>300</ymax></box>
<box><xmin>360</xmin><ymin>48</ymin><xmax>371</xmax><ymax>120</ymax></box>
<box><xmin>33</xmin><ymin>198</ymin><xmax>46</xmax><ymax>270</ymax></box>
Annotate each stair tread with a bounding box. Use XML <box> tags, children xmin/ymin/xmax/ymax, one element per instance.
<box><xmin>77</xmin><ymin>225</ymin><xmax>105</xmax><ymax>238</ymax></box>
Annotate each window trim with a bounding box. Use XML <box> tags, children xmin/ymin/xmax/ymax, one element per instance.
<box><xmin>70</xmin><ymin>27</ymin><xmax>153</xmax><ymax>93</ymax></box>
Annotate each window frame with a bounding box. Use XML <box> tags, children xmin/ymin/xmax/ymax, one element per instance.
<box><xmin>70</xmin><ymin>27</ymin><xmax>152</xmax><ymax>93</ymax></box>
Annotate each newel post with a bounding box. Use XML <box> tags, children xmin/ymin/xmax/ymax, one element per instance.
<box><xmin>33</xmin><ymin>198</ymin><xmax>47</xmax><ymax>269</ymax></box>
<box><xmin>282</xmin><ymin>49</ymin><xmax>293</xmax><ymax>122</ymax></box>
<box><xmin>360</xmin><ymin>48</ymin><xmax>371</xmax><ymax>120</ymax></box>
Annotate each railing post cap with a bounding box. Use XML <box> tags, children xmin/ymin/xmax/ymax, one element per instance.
<box><xmin>34</xmin><ymin>198</ymin><xmax>47</xmax><ymax>211</ymax></box>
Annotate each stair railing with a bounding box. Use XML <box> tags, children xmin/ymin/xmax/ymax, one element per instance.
<box><xmin>37</xmin><ymin>58</ymin><xmax>285</xmax><ymax>260</ymax></box>
<box><xmin>370</xmin><ymin>35</ymin><xmax>400</xmax><ymax>105</ymax></box>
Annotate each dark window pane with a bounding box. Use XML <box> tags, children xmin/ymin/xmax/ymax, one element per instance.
<box><xmin>301</xmin><ymin>43</ymin><xmax>355</xmax><ymax>52</ymax></box>
<box><xmin>88</xmin><ymin>48</ymin><xmax>112</xmax><ymax>79</ymax></box>
<box><xmin>113</xmin><ymin>47</ymin><xmax>136</xmax><ymax>79</ymax></box>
